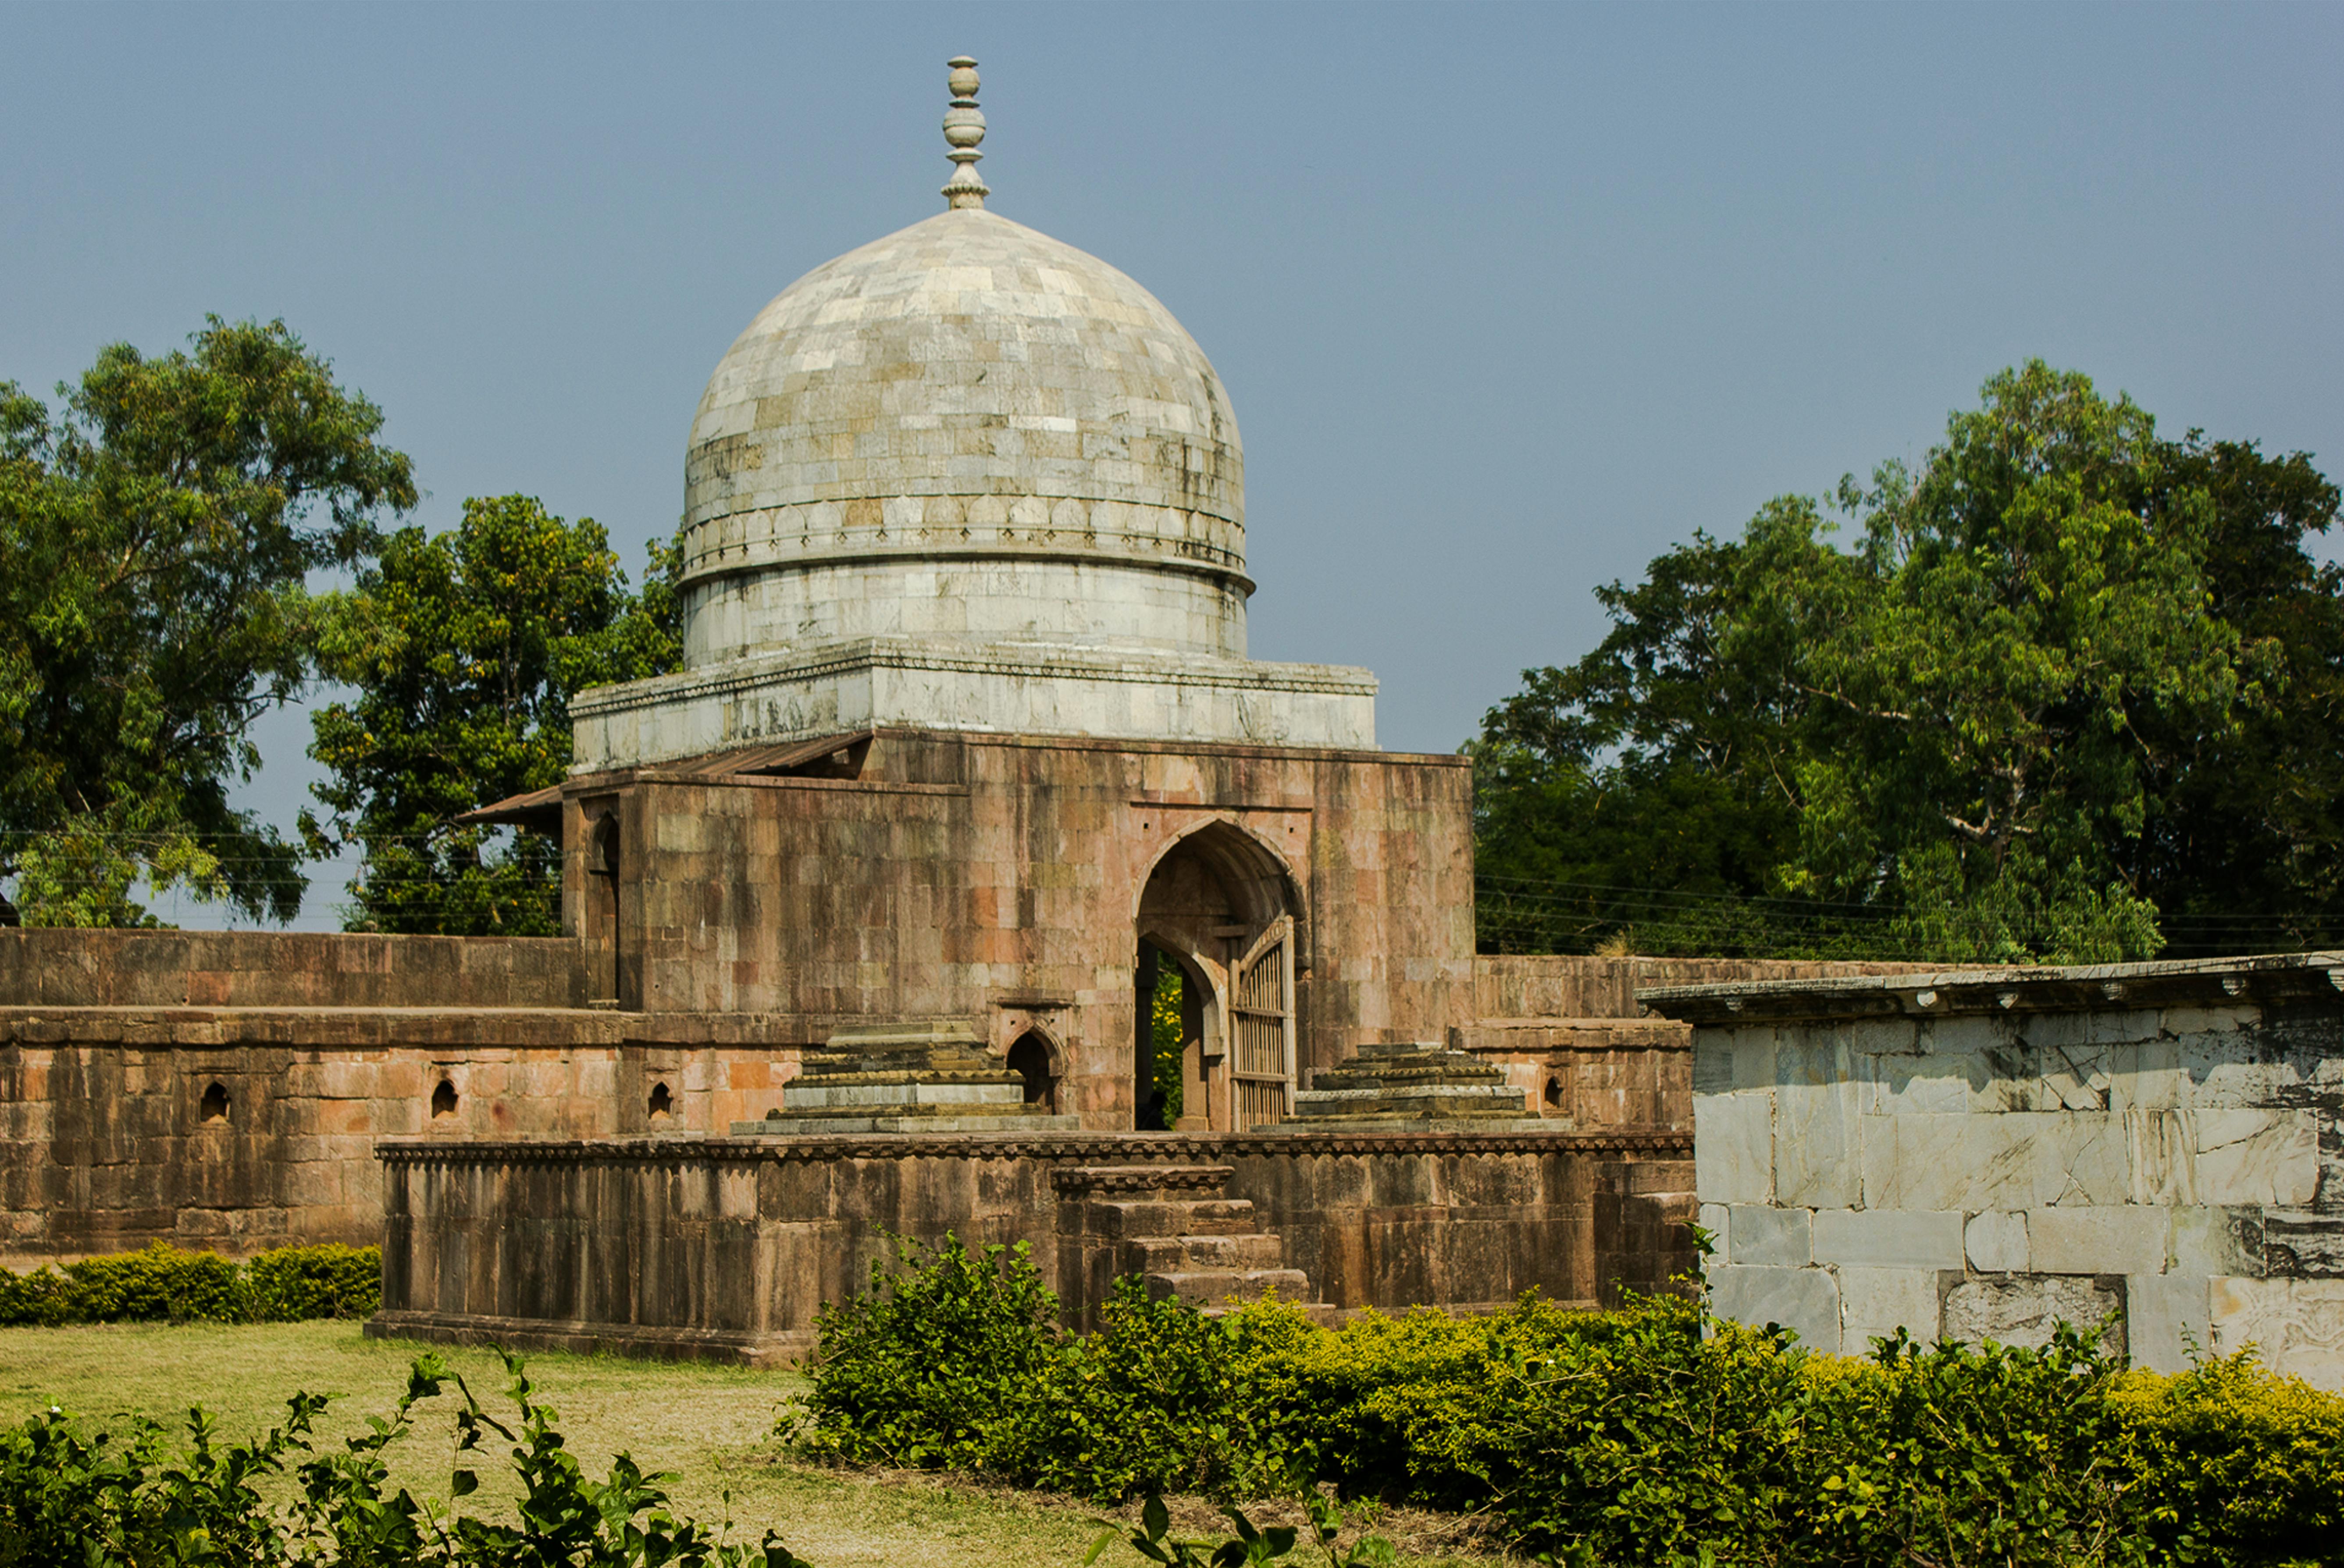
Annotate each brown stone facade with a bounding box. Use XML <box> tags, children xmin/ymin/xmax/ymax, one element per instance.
<box><xmin>370</xmin><ymin>1130</ymin><xmax>1697</xmax><ymax>1365</ymax></box>
<box><xmin>0</xmin><ymin>940</ymin><xmax>1911</xmax><ymax>1264</ymax></box>
<box><xmin>559</xmin><ymin>728</ymin><xmax>1478</xmax><ymax>1128</ymax></box>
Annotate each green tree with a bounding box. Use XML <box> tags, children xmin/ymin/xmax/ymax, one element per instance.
<box><xmin>0</xmin><ymin>318</ymin><xmax>416</xmax><ymax>926</ymax></box>
<box><xmin>304</xmin><ymin>495</ymin><xmax>681</xmax><ymax>934</ymax></box>
<box><xmin>2126</xmin><ymin>438</ymin><xmax>2344</xmax><ymax>953</ymax></box>
<box><xmin>1477</xmin><ymin>363</ymin><xmax>2278</xmax><ymax>963</ymax></box>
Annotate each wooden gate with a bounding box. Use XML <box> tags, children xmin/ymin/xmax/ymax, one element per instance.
<box><xmin>1229</xmin><ymin>919</ymin><xmax>1297</xmax><ymax>1128</ymax></box>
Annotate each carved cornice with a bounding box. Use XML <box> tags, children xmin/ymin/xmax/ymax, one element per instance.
<box><xmin>1639</xmin><ymin>951</ymin><xmax>2344</xmax><ymax>1026</ymax></box>
<box><xmin>1051</xmin><ymin>1163</ymin><xmax>1233</xmax><ymax>1193</ymax></box>
<box><xmin>375</xmin><ymin>1129</ymin><xmax>1693</xmax><ymax>1165</ymax></box>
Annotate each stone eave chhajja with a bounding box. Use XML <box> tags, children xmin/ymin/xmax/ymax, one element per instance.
<box><xmin>1637</xmin><ymin>951</ymin><xmax>2344</xmax><ymax>1026</ymax></box>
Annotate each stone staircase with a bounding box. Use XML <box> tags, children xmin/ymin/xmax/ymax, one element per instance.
<box><xmin>1052</xmin><ymin>1164</ymin><xmax>1327</xmax><ymax>1323</ymax></box>
<box><xmin>1279</xmin><ymin>1038</ymin><xmax>1546</xmax><ymax>1131</ymax></box>
<box><xmin>731</xmin><ymin>1020</ymin><xmax>1080</xmax><ymax>1135</ymax></box>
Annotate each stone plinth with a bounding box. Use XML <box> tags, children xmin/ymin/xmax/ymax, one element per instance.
<box><xmin>368</xmin><ymin>1129</ymin><xmax>1696</xmax><ymax>1365</ymax></box>
<box><xmin>732</xmin><ymin>1020</ymin><xmax>1078</xmax><ymax>1135</ymax></box>
<box><xmin>1279</xmin><ymin>1039</ymin><xmax>1544</xmax><ymax>1133</ymax></box>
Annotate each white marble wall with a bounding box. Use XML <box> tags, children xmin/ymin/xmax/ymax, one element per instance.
<box><xmin>1692</xmin><ymin>1001</ymin><xmax>2344</xmax><ymax>1383</ymax></box>
<box><xmin>682</xmin><ymin>553</ymin><xmax>1250</xmax><ymax>668</ymax></box>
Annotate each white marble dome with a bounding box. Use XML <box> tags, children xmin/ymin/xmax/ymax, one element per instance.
<box><xmin>677</xmin><ymin>207</ymin><xmax>1251</xmax><ymax>667</ymax></box>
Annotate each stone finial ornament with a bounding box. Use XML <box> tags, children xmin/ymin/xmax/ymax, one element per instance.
<box><xmin>942</xmin><ymin>55</ymin><xmax>989</xmax><ymax>210</ymax></box>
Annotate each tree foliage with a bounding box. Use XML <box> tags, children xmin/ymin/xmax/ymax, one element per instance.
<box><xmin>0</xmin><ymin>318</ymin><xmax>415</xmax><ymax>925</ymax></box>
<box><xmin>304</xmin><ymin>495</ymin><xmax>681</xmax><ymax>934</ymax></box>
<box><xmin>1475</xmin><ymin>362</ymin><xmax>2341</xmax><ymax>962</ymax></box>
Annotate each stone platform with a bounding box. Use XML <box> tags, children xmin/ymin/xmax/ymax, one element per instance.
<box><xmin>368</xmin><ymin>1127</ymin><xmax>1695</xmax><ymax>1365</ymax></box>
<box><xmin>729</xmin><ymin>1020</ymin><xmax>1080</xmax><ymax>1136</ymax></box>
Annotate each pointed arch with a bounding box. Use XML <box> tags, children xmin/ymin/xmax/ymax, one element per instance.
<box><xmin>1133</xmin><ymin>815</ymin><xmax>1305</xmax><ymax>1130</ymax></box>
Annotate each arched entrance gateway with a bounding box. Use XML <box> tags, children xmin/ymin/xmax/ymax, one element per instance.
<box><xmin>1134</xmin><ymin>820</ymin><xmax>1301</xmax><ymax>1131</ymax></box>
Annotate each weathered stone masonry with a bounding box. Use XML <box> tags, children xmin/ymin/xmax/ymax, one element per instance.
<box><xmin>1646</xmin><ymin>954</ymin><xmax>2344</xmax><ymax>1386</ymax></box>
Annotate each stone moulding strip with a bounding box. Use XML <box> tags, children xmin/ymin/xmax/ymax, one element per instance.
<box><xmin>677</xmin><ymin>539</ymin><xmax>1257</xmax><ymax>597</ymax></box>
<box><xmin>373</xmin><ymin>1130</ymin><xmax>1693</xmax><ymax>1164</ymax></box>
<box><xmin>569</xmin><ymin>640</ymin><xmax>1379</xmax><ymax>720</ymax></box>
<box><xmin>366</xmin><ymin>1309</ymin><xmax>805</xmax><ymax>1369</ymax></box>
<box><xmin>1050</xmin><ymin>1163</ymin><xmax>1235</xmax><ymax>1193</ymax></box>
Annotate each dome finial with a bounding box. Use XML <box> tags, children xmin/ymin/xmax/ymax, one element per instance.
<box><xmin>942</xmin><ymin>56</ymin><xmax>988</xmax><ymax>210</ymax></box>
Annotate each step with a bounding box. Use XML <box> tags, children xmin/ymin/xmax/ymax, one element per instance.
<box><xmin>1080</xmin><ymin>1197</ymin><xmax>1259</xmax><ymax>1238</ymax></box>
<box><xmin>1142</xmin><ymin>1267</ymin><xmax>1315</xmax><ymax>1309</ymax></box>
<box><xmin>1121</xmin><ymin>1232</ymin><xmax>1287</xmax><ymax>1272</ymax></box>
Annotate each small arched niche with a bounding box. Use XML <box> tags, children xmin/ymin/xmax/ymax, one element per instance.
<box><xmin>198</xmin><ymin>1082</ymin><xmax>230</xmax><ymax>1124</ymax></box>
<box><xmin>1007</xmin><ymin>1031</ymin><xmax>1058</xmax><ymax>1112</ymax></box>
<box><xmin>431</xmin><ymin>1079</ymin><xmax>459</xmax><ymax>1119</ymax></box>
<box><xmin>648</xmin><ymin>1082</ymin><xmax>673</xmax><ymax>1121</ymax></box>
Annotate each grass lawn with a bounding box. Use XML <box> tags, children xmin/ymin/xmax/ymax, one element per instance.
<box><xmin>0</xmin><ymin>1321</ymin><xmax>1507</xmax><ymax>1568</ymax></box>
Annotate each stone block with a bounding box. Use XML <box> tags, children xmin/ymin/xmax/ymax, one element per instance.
<box><xmin>2266</xmin><ymin>1210</ymin><xmax>2344</xmax><ymax>1278</ymax></box>
<box><xmin>1838</xmin><ymin>1266</ymin><xmax>1945</xmax><ymax>1353</ymax></box>
<box><xmin>1774</xmin><ymin>1077</ymin><xmax>1860</xmax><ymax>1208</ymax></box>
<box><xmin>2210</xmin><ymin>1276</ymin><xmax>2344</xmax><ymax>1387</ymax></box>
<box><xmin>2127</xmin><ymin>1273</ymin><xmax>2210</xmax><ymax>1375</ymax></box>
<box><xmin>1857</xmin><ymin>1053</ymin><xmax>1967</xmax><ymax>1115</ymax></box>
<box><xmin>1813</xmin><ymin>1208</ymin><xmax>1963</xmax><ymax>1269</ymax></box>
<box><xmin>1943</xmin><ymin>1274</ymin><xmax>2123</xmax><ymax>1353</ymax></box>
<box><xmin>2172</xmin><ymin>1206</ymin><xmax>2263</xmax><ymax>1277</ymax></box>
<box><xmin>1694</xmin><ymin>1093</ymin><xmax>1771</xmax><ymax>1205</ymax></box>
<box><xmin>1965</xmin><ymin>1211</ymin><xmax>2030</xmax><ymax>1274</ymax></box>
<box><xmin>1860</xmin><ymin>1112</ymin><xmax>2126</xmax><ymax>1213</ymax></box>
<box><xmin>1726</xmin><ymin>1204</ymin><xmax>1811</xmax><ymax>1267</ymax></box>
<box><xmin>2127</xmin><ymin>1108</ymin><xmax>2320</xmax><ymax>1207</ymax></box>
<box><xmin>1708</xmin><ymin>1264</ymin><xmax>1841</xmax><ymax>1353</ymax></box>
<box><xmin>2028</xmin><ymin>1206</ymin><xmax>2169</xmax><ymax>1276</ymax></box>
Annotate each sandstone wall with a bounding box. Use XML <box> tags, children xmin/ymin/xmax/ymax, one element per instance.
<box><xmin>0</xmin><ymin>1013</ymin><xmax>815</xmax><ymax>1262</ymax></box>
<box><xmin>370</xmin><ymin>1131</ymin><xmax>1696</xmax><ymax>1364</ymax></box>
<box><xmin>567</xmin><ymin>730</ymin><xmax>1478</xmax><ymax>1127</ymax></box>
<box><xmin>0</xmin><ymin>930</ymin><xmax>584</xmax><ymax>1009</ymax></box>
<box><xmin>1462</xmin><ymin>955</ymin><xmax>1925</xmax><ymax>1133</ymax></box>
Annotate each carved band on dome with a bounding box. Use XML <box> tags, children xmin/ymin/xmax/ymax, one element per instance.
<box><xmin>677</xmin><ymin>499</ymin><xmax>1249</xmax><ymax>589</ymax></box>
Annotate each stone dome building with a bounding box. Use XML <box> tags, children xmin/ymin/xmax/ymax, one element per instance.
<box><xmin>2</xmin><ymin>60</ymin><xmax>1711</xmax><ymax>1370</ymax></box>
<box><xmin>573</xmin><ymin>66</ymin><xmax>1371</xmax><ymax>769</ymax></box>
<box><xmin>680</xmin><ymin>208</ymin><xmax>1249</xmax><ymax>662</ymax></box>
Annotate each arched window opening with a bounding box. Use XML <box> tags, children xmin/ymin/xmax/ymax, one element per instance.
<box><xmin>1544</xmin><ymin>1075</ymin><xmax>1565</xmax><ymax>1111</ymax></box>
<box><xmin>1007</xmin><ymin>1031</ymin><xmax>1058</xmax><ymax>1113</ymax></box>
<box><xmin>1136</xmin><ymin>821</ymin><xmax>1300</xmax><ymax>1131</ymax></box>
<box><xmin>1138</xmin><ymin>951</ymin><xmax>1186</xmax><ymax>1130</ymax></box>
<box><xmin>199</xmin><ymin>1082</ymin><xmax>230</xmax><ymax>1123</ymax></box>
<box><xmin>431</xmin><ymin>1079</ymin><xmax>459</xmax><ymax>1119</ymax></box>
<box><xmin>648</xmin><ymin>1082</ymin><xmax>673</xmax><ymax>1121</ymax></box>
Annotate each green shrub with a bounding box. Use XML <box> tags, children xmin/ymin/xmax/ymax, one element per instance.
<box><xmin>798</xmin><ymin>1232</ymin><xmax>1058</xmax><ymax>1470</ymax></box>
<box><xmin>2116</xmin><ymin>1349</ymin><xmax>2344</xmax><ymax>1562</ymax></box>
<box><xmin>993</xmin><ymin>1276</ymin><xmax>1298</xmax><ymax>1501</ymax></box>
<box><xmin>0</xmin><ymin>1241</ymin><xmax>381</xmax><ymax>1327</ymax></box>
<box><xmin>242</xmin><ymin>1243</ymin><xmax>382</xmax><ymax>1322</ymax></box>
<box><xmin>797</xmin><ymin>1236</ymin><xmax>2344</xmax><ymax>1564</ymax></box>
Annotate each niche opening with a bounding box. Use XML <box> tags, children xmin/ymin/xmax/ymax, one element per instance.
<box><xmin>431</xmin><ymin>1079</ymin><xmax>459</xmax><ymax>1119</ymax></box>
<box><xmin>648</xmin><ymin>1082</ymin><xmax>673</xmax><ymax>1121</ymax></box>
<box><xmin>1007</xmin><ymin>1031</ymin><xmax>1058</xmax><ymax>1112</ymax></box>
<box><xmin>199</xmin><ymin>1082</ymin><xmax>230</xmax><ymax>1123</ymax></box>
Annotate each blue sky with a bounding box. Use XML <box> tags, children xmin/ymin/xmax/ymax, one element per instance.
<box><xmin>6</xmin><ymin>3</ymin><xmax>2339</xmax><ymax>927</ymax></box>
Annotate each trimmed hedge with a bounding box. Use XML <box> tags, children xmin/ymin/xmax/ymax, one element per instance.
<box><xmin>798</xmin><ymin>1234</ymin><xmax>2344</xmax><ymax>1567</ymax></box>
<box><xmin>0</xmin><ymin>1241</ymin><xmax>379</xmax><ymax>1326</ymax></box>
